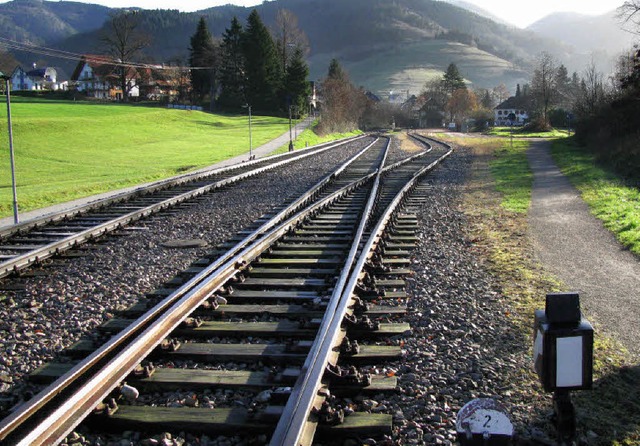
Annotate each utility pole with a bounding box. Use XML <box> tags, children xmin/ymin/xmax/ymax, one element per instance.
<box><xmin>288</xmin><ymin>105</ymin><xmax>294</xmax><ymax>152</ymax></box>
<box><xmin>2</xmin><ymin>75</ymin><xmax>19</xmax><ymax>224</ymax></box>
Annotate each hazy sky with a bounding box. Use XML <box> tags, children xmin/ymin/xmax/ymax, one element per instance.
<box><xmin>2</xmin><ymin>0</ymin><xmax>627</xmax><ymax>28</ymax></box>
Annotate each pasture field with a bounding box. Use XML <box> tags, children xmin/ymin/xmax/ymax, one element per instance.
<box><xmin>0</xmin><ymin>97</ymin><xmax>290</xmax><ymax>217</ymax></box>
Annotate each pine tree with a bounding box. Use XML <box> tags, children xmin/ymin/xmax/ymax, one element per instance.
<box><xmin>284</xmin><ymin>47</ymin><xmax>311</xmax><ymax>115</ymax></box>
<box><xmin>189</xmin><ymin>17</ymin><xmax>217</xmax><ymax>106</ymax></box>
<box><xmin>218</xmin><ymin>17</ymin><xmax>246</xmax><ymax>110</ymax></box>
<box><xmin>328</xmin><ymin>58</ymin><xmax>347</xmax><ymax>81</ymax></box>
<box><xmin>442</xmin><ymin>63</ymin><xmax>466</xmax><ymax>94</ymax></box>
<box><xmin>242</xmin><ymin>9</ymin><xmax>281</xmax><ymax>112</ymax></box>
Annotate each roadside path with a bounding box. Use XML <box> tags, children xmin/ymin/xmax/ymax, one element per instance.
<box><xmin>527</xmin><ymin>140</ymin><xmax>640</xmax><ymax>361</ymax></box>
<box><xmin>0</xmin><ymin>118</ymin><xmax>312</xmax><ymax>230</ymax></box>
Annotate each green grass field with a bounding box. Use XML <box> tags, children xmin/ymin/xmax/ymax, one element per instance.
<box><xmin>0</xmin><ymin>97</ymin><xmax>290</xmax><ymax>217</ymax></box>
<box><xmin>551</xmin><ymin>139</ymin><xmax>640</xmax><ymax>255</ymax></box>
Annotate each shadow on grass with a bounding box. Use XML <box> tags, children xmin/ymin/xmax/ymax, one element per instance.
<box><xmin>573</xmin><ymin>363</ymin><xmax>640</xmax><ymax>444</ymax></box>
<box><xmin>526</xmin><ymin>364</ymin><xmax>640</xmax><ymax>445</ymax></box>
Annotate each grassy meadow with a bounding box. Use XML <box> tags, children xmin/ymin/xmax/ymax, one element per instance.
<box><xmin>0</xmin><ymin>97</ymin><xmax>290</xmax><ymax>217</ymax></box>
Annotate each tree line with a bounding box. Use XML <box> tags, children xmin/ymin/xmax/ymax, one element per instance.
<box><xmin>97</xmin><ymin>9</ymin><xmax>311</xmax><ymax>116</ymax></box>
<box><xmin>188</xmin><ymin>9</ymin><xmax>310</xmax><ymax>116</ymax></box>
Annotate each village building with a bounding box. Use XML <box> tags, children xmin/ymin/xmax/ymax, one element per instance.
<box><xmin>71</xmin><ymin>55</ymin><xmax>140</xmax><ymax>101</ymax></box>
<box><xmin>10</xmin><ymin>65</ymin><xmax>64</xmax><ymax>91</ymax></box>
<box><xmin>494</xmin><ymin>96</ymin><xmax>529</xmax><ymax>126</ymax></box>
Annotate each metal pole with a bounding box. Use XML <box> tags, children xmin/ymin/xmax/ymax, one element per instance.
<box><xmin>288</xmin><ymin>105</ymin><xmax>293</xmax><ymax>152</ymax></box>
<box><xmin>5</xmin><ymin>79</ymin><xmax>18</xmax><ymax>224</ymax></box>
<box><xmin>248</xmin><ymin>105</ymin><xmax>252</xmax><ymax>160</ymax></box>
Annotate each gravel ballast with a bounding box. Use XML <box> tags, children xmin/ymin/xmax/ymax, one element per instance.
<box><xmin>0</xmin><ymin>136</ymin><xmax>554</xmax><ymax>445</ymax></box>
<box><xmin>0</xmin><ymin>138</ymin><xmax>374</xmax><ymax>412</ymax></box>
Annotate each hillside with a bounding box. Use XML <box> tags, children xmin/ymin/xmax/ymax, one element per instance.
<box><xmin>0</xmin><ymin>0</ymin><xmax>111</xmax><ymax>44</ymax></box>
<box><xmin>0</xmin><ymin>0</ymin><xmax>571</xmax><ymax>94</ymax></box>
<box><xmin>527</xmin><ymin>10</ymin><xmax>637</xmax><ymax>74</ymax></box>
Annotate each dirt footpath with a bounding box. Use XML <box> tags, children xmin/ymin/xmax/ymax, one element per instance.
<box><xmin>527</xmin><ymin>140</ymin><xmax>640</xmax><ymax>361</ymax></box>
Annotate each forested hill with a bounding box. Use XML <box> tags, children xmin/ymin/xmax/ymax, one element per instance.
<box><xmin>1</xmin><ymin>0</ymin><xmax>563</xmax><ymax>92</ymax></box>
<box><xmin>0</xmin><ymin>0</ymin><xmax>112</xmax><ymax>44</ymax></box>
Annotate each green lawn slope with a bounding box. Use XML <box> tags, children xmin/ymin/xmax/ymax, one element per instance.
<box><xmin>309</xmin><ymin>40</ymin><xmax>529</xmax><ymax>95</ymax></box>
<box><xmin>0</xmin><ymin>98</ymin><xmax>290</xmax><ymax>217</ymax></box>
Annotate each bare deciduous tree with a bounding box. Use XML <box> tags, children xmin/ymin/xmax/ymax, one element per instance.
<box><xmin>531</xmin><ymin>52</ymin><xmax>558</xmax><ymax>124</ymax></box>
<box><xmin>319</xmin><ymin>59</ymin><xmax>366</xmax><ymax>134</ymax></box>
<box><xmin>101</xmin><ymin>11</ymin><xmax>150</xmax><ymax>102</ymax></box>
<box><xmin>573</xmin><ymin>58</ymin><xmax>607</xmax><ymax>118</ymax></box>
<box><xmin>273</xmin><ymin>9</ymin><xmax>310</xmax><ymax>76</ymax></box>
<box><xmin>491</xmin><ymin>83</ymin><xmax>509</xmax><ymax>104</ymax></box>
<box><xmin>618</xmin><ymin>1</ymin><xmax>640</xmax><ymax>34</ymax></box>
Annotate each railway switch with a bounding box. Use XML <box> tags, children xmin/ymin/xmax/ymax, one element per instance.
<box><xmin>533</xmin><ymin>292</ymin><xmax>593</xmax><ymax>443</ymax></box>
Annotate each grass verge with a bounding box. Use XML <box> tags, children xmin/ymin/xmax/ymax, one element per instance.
<box><xmin>485</xmin><ymin>127</ymin><xmax>568</xmax><ymax>138</ymax></box>
<box><xmin>0</xmin><ymin>97</ymin><xmax>290</xmax><ymax>217</ymax></box>
<box><xmin>433</xmin><ymin>132</ymin><xmax>639</xmax><ymax>445</ymax></box>
<box><xmin>271</xmin><ymin>120</ymin><xmax>363</xmax><ymax>155</ymax></box>
<box><xmin>551</xmin><ymin>138</ymin><xmax>640</xmax><ymax>255</ymax></box>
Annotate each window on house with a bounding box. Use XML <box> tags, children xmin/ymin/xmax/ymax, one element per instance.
<box><xmin>498</xmin><ymin>110</ymin><xmax>502</xmax><ymax>115</ymax></box>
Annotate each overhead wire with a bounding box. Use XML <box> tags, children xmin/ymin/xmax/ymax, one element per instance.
<box><xmin>0</xmin><ymin>36</ymin><xmax>213</xmax><ymax>70</ymax></box>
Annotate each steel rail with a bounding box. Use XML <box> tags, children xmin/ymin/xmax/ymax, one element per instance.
<box><xmin>0</xmin><ymin>135</ymin><xmax>365</xmax><ymax>240</ymax></box>
<box><xmin>0</xmin><ymin>136</ymin><xmax>367</xmax><ymax>279</ymax></box>
<box><xmin>270</xmin><ymin>143</ymin><xmax>453</xmax><ymax>446</ymax></box>
<box><xmin>269</xmin><ymin>138</ymin><xmax>391</xmax><ymax>446</ymax></box>
<box><xmin>8</xmin><ymin>174</ymin><xmax>377</xmax><ymax>446</ymax></box>
<box><xmin>0</xmin><ymin>141</ymin><xmax>382</xmax><ymax>445</ymax></box>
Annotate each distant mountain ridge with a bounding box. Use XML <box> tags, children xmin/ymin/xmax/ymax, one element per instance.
<box><xmin>441</xmin><ymin>0</ymin><xmax>511</xmax><ymax>26</ymax></box>
<box><xmin>0</xmin><ymin>0</ymin><xmax>112</xmax><ymax>44</ymax></box>
<box><xmin>527</xmin><ymin>10</ymin><xmax>636</xmax><ymax>59</ymax></box>
<box><xmin>0</xmin><ymin>0</ymin><xmax>633</xmax><ymax>95</ymax></box>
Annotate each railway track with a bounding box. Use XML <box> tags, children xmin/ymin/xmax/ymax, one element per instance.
<box><xmin>0</xmin><ymin>134</ymin><xmax>452</xmax><ymax>445</ymax></box>
<box><xmin>0</xmin><ymin>136</ymin><xmax>365</xmax><ymax>279</ymax></box>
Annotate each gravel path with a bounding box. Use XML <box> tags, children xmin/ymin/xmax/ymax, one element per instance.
<box><xmin>527</xmin><ymin>140</ymin><xmax>640</xmax><ymax>361</ymax></box>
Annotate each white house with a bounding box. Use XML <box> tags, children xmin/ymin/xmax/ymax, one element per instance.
<box><xmin>10</xmin><ymin>66</ymin><xmax>60</xmax><ymax>91</ymax></box>
<box><xmin>71</xmin><ymin>55</ymin><xmax>139</xmax><ymax>100</ymax></box>
<box><xmin>494</xmin><ymin>96</ymin><xmax>529</xmax><ymax>126</ymax></box>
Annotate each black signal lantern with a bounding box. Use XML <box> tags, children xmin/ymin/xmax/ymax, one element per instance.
<box><xmin>533</xmin><ymin>292</ymin><xmax>594</xmax><ymax>442</ymax></box>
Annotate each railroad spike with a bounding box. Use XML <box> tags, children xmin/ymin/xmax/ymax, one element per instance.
<box><xmin>131</xmin><ymin>362</ymin><xmax>156</xmax><ymax>379</ymax></box>
<box><xmin>312</xmin><ymin>400</ymin><xmax>345</xmax><ymax>426</ymax></box>
<box><xmin>160</xmin><ymin>338</ymin><xmax>181</xmax><ymax>352</ymax></box>
<box><xmin>94</xmin><ymin>397</ymin><xmax>118</xmax><ymax>416</ymax></box>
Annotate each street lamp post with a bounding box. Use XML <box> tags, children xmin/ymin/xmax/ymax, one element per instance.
<box><xmin>2</xmin><ymin>75</ymin><xmax>18</xmax><ymax>224</ymax></box>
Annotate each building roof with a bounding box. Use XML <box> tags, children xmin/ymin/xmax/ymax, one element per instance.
<box><xmin>71</xmin><ymin>55</ymin><xmax>123</xmax><ymax>81</ymax></box>
<box><xmin>495</xmin><ymin>96</ymin><xmax>528</xmax><ymax>110</ymax></box>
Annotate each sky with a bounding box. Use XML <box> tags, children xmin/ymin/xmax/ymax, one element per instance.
<box><xmin>1</xmin><ymin>0</ymin><xmax>627</xmax><ymax>28</ymax></box>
